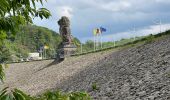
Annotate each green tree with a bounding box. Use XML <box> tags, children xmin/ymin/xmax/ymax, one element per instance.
<box><xmin>0</xmin><ymin>0</ymin><xmax>51</xmax><ymax>98</ymax></box>
<box><xmin>0</xmin><ymin>0</ymin><xmax>51</xmax><ymax>77</ymax></box>
<box><xmin>0</xmin><ymin>0</ymin><xmax>51</xmax><ymax>37</ymax></box>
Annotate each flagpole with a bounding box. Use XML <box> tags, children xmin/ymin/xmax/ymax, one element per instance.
<box><xmin>94</xmin><ymin>35</ymin><xmax>95</xmax><ymax>51</ymax></box>
<box><xmin>100</xmin><ymin>33</ymin><xmax>102</xmax><ymax>49</ymax></box>
<box><xmin>96</xmin><ymin>34</ymin><xmax>98</xmax><ymax>50</ymax></box>
<box><xmin>97</xmin><ymin>33</ymin><xmax>99</xmax><ymax>50</ymax></box>
<box><xmin>100</xmin><ymin>27</ymin><xmax>106</xmax><ymax>49</ymax></box>
<box><xmin>133</xmin><ymin>26</ymin><xmax>136</xmax><ymax>41</ymax></box>
<box><xmin>160</xmin><ymin>19</ymin><xmax>162</xmax><ymax>33</ymax></box>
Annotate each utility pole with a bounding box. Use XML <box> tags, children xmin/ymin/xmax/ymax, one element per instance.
<box><xmin>159</xmin><ymin>19</ymin><xmax>162</xmax><ymax>33</ymax></box>
<box><xmin>153</xmin><ymin>19</ymin><xmax>162</xmax><ymax>33</ymax></box>
<box><xmin>133</xmin><ymin>26</ymin><xmax>136</xmax><ymax>41</ymax></box>
<box><xmin>129</xmin><ymin>26</ymin><xmax>136</xmax><ymax>41</ymax></box>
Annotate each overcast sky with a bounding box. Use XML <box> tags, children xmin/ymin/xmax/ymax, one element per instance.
<box><xmin>33</xmin><ymin>0</ymin><xmax>170</xmax><ymax>42</ymax></box>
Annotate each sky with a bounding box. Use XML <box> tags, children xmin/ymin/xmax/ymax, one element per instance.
<box><xmin>33</xmin><ymin>0</ymin><xmax>170</xmax><ymax>43</ymax></box>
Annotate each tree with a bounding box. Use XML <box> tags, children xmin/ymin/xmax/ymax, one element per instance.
<box><xmin>73</xmin><ymin>37</ymin><xmax>81</xmax><ymax>47</ymax></box>
<box><xmin>0</xmin><ymin>0</ymin><xmax>51</xmax><ymax>37</ymax></box>
<box><xmin>0</xmin><ymin>0</ymin><xmax>51</xmax><ymax>98</ymax></box>
<box><xmin>0</xmin><ymin>0</ymin><xmax>51</xmax><ymax>79</ymax></box>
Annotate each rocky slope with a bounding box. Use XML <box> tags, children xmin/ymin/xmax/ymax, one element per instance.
<box><xmin>3</xmin><ymin>49</ymin><xmax>114</xmax><ymax>95</ymax></box>
<box><xmin>3</xmin><ymin>35</ymin><xmax>170</xmax><ymax>100</ymax></box>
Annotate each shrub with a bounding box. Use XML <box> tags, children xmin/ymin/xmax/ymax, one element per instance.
<box><xmin>0</xmin><ymin>88</ymin><xmax>91</xmax><ymax>100</ymax></box>
<box><xmin>92</xmin><ymin>82</ymin><xmax>99</xmax><ymax>91</ymax></box>
<box><xmin>145</xmin><ymin>34</ymin><xmax>155</xmax><ymax>43</ymax></box>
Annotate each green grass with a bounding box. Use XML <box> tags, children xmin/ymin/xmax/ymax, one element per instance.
<box><xmin>72</xmin><ymin>30</ymin><xmax>170</xmax><ymax>57</ymax></box>
<box><xmin>92</xmin><ymin>82</ymin><xmax>99</xmax><ymax>91</ymax></box>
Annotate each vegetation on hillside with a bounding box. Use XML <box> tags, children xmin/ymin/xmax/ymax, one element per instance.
<box><xmin>76</xmin><ymin>36</ymin><xmax>145</xmax><ymax>53</ymax></box>
<box><xmin>4</xmin><ymin>25</ymin><xmax>62</xmax><ymax>62</ymax></box>
<box><xmin>74</xmin><ymin>30</ymin><xmax>170</xmax><ymax>56</ymax></box>
<box><xmin>0</xmin><ymin>0</ymin><xmax>51</xmax><ymax>63</ymax></box>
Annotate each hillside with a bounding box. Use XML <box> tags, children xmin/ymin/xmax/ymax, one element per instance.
<box><xmin>2</xmin><ymin>31</ymin><xmax>170</xmax><ymax>99</ymax></box>
<box><xmin>4</xmin><ymin>25</ymin><xmax>62</xmax><ymax>62</ymax></box>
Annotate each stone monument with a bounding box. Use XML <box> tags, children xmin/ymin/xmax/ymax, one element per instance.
<box><xmin>57</xmin><ymin>16</ymin><xmax>77</xmax><ymax>59</ymax></box>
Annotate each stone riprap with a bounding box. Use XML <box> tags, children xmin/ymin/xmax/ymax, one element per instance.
<box><xmin>3</xmin><ymin>35</ymin><xmax>170</xmax><ymax>100</ymax></box>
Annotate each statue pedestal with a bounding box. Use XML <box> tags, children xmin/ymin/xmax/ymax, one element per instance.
<box><xmin>63</xmin><ymin>43</ymin><xmax>77</xmax><ymax>56</ymax></box>
<box><xmin>57</xmin><ymin>43</ymin><xmax>77</xmax><ymax>59</ymax></box>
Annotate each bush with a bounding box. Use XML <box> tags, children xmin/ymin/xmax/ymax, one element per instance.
<box><xmin>145</xmin><ymin>34</ymin><xmax>155</xmax><ymax>43</ymax></box>
<box><xmin>92</xmin><ymin>82</ymin><xmax>99</xmax><ymax>91</ymax></box>
<box><xmin>0</xmin><ymin>88</ymin><xmax>91</xmax><ymax>100</ymax></box>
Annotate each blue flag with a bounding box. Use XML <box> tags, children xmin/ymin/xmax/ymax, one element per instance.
<box><xmin>100</xmin><ymin>27</ymin><xmax>106</xmax><ymax>33</ymax></box>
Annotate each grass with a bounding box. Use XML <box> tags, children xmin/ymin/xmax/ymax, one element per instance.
<box><xmin>72</xmin><ymin>30</ymin><xmax>170</xmax><ymax>57</ymax></box>
<box><xmin>92</xmin><ymin>82</ymin><xmax>99</xmax><ymax>91</ymax></box>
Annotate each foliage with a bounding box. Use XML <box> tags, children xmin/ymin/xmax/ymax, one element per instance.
<box><xmin>0</xmin><ymin>0</ymin><xmax>51</xmax><ymax>36</ymax></box>
<box><xmin>76</xmin><ymin>36</ymin><xmax>144</xmax><ymax>53</ymax></box>
<box><xmin>74</xmin><ymin>30</ymin><xmax>170</xmax><ymax>56</ymax></box>
<box><xmin>0</xmin><ymin>87</ymin><xmax>34</xmax><ymax>100</ymax></box>
<box><xmin>0</xmin><ymin>0</ymin><xmax>51</xmax><ymax>77</ymax></box>
<box><xmin>92</xmin><ymin>82</ymin><xmax>99</xmax><ymax>91</ymax></box>
<box><xmin>0</xmin><ymin>88</ymin><xmax>91</xmax><ymax>100</ymax></box>
<box><xmin>68</xmin><ymin>91</ymin><xmax>91</xmax><ymax>100</ymax></box>
<box><xmin>4</xmin><ymin>25</ymin><xmax>62</xmax><ymax>61</ymax></box>
<box><xmin>0</xmin><ymin>64</ymin><xmax>5</xmax><ymax>82</ymax></box>
<box><xmin>0</xmin><ymin>45</ymin><xmax>10</xmax><ymax>63</ymax></box>
<box><xmin>145</xmin><ymin>34</ymin><xmax>154</xmax><ymax>43</ymax></box>
<box><xmin>36</xmin><ymin>90</ymin><xmax>91</xmax><ymax>100</ymax></box>
<box><xmin>73</xmin><ymin>37</ymin><xmax>81</xmax><ymax>47</ymax></box>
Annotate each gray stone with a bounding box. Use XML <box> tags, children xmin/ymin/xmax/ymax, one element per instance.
<box><xmin>57</xmin><ymin>16</ymin><xmax>77</xmax><ymax>57</ymax></box>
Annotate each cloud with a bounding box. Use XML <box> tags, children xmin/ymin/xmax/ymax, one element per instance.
<box><xmin>81</xmin><ymin>24</ymin><xmax>170</xmax><ymax>42</ymax></box>
<box><xmin>57</xmin><ymin>6</ymin><xmax>73</xmax><ymax>18</ymax></box>
<box><xmin>33</xmin><ymin>0</ymin><xmax>170</xmax><ymax>43</ymax></box>
<box><xmin>101</xmin><ymin>1</ymin><xmax>131</xmax><ymax>12</ymax></box>
<box><xmin>156</xmin><ymin>0</ymin><xmax>170</xmax><ymax>3</ymax></box>
<box><xmin>103</xmin><ymin>24</ymin><xmax>170</xmax><ymax>41</ymax></box>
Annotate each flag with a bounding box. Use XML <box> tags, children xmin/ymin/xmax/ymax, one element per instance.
<box><xmin>100</xmin><ymin>27</ymin><xmax>106</xmax><ymax>33</ymax></box>
<box><xmin>93</xmin><ymin>27</ymin><xmax>106</xmax><ymax>35</ymax></box>
<box><xmin>96</xmin><ymin>28</ymin><xmax>101</xmax><ymax>34</ymax></box>
<box><xmin>93</xmin><ymin>28</ymin><xmax>101</xmax><ymax>35</ymax></box>
<box><xmin>93</xmin><ymin>29</ymin><xmax>97</xmax><ymax>36</ymax></box>
<box><xmin>44</xmin><ymin>45</ymin><xmax>49</xmax><ymax>49</ymax></box>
